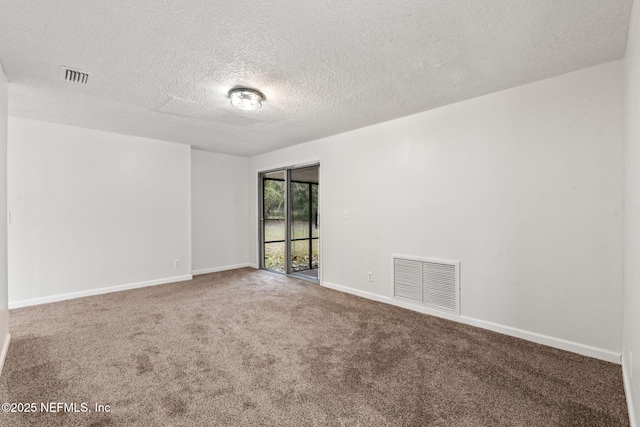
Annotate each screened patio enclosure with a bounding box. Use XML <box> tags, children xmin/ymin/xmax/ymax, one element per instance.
<box><xmin>260</xmin><ymin>165</ymin><xmax>319</xmax><ymax>281</ymax></box>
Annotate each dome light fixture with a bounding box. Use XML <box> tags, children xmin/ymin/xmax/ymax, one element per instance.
<box><xmin>228</xmin><ymin>87</ymin><xmax>264</xmax><ymax>111</ymax></box>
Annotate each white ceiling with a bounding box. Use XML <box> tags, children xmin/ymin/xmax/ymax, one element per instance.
<box><xmin>0</xmin><ymin>0</ymin><xmax>633</xmax><ymax>157</ymax></box>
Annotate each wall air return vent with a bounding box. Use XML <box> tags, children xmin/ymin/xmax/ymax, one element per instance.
<box><xmin>61</xmin><ymin>67</ymin><xmax>90</xmax><ymax>84</ymax></box>
<box><xmin>393</xmin><ymin>255</ymin><xmax>460</xmax><ymax>315</ymax></box>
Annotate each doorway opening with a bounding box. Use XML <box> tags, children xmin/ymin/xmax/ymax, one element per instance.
<box><xmin>259</xmin><ymin>164</ymin><xmax>319</xmax><ymax>282</ymax></box>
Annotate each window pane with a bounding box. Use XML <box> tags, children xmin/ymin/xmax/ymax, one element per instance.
<box><xmin>264</xmin><ymin>219</ymin><xmax>285</xmax><ymax>242</ymax></box>
<box><xmin>312</xmin><ymin>239</ymin><xmax>319</xmax><ymax>269</ymax></box>
<box><xmin>263</xmin><ymin>179</ymin><xmax>285</xmax><ymax>222</ymax></box>
<box><xmin>264</xmin><ymin>242</ymin><xmax>285</xmax><ymax>272</ymax></box>
<box><xmin>291</xmin><ymin>240</ymin><xmax>311</xmax><ymax>272</ymax></box>
<box><xmin>312</xmin><ymin>184</ymin><xmax>319</xmax><ymax>238</ymax></box>
<box><xmin>290</xmin><ymin>182</ymin><xmax>310</xmax><ymax>240</ymax></box>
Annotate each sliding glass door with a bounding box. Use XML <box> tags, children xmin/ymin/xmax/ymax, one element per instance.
<box><xmin>261</xmin><ymin>170</ymin><xmax>286</xmax><ymax>272</ymax></box>
<box><xmin>260</xmin><ymin>165</ymin><xmax>319</xmax><ymax>281</ymax></box>
<box><xmin>289</xmin><ymin>166</ymin><xmax>319</xmax><ymax>279</ymax></box>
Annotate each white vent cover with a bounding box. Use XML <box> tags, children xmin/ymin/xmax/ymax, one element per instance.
<box><xmin>61</xmin><ymin>67</ymin><xmax>89</xmax><ymax>84</ymax></box>
<box><xmin>393</xmin><ymin>255</ymin><xmax>460</xmax><ymax>314</ymax></box>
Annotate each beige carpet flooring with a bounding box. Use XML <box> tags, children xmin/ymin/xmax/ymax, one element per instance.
<box><xmin>0</xmin><ymin>268</ymin><xmax>630</xmax><ymax>426</ymax></box>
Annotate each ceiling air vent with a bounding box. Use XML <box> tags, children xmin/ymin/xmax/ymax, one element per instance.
<box><xmin>61</xmin><ymin>67</ymin><xmax>90</xmax><ymax>84</ymax></box>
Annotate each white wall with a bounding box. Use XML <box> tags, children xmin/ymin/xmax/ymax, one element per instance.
<box><xmin>624</xmin><ymin>0</ymin><xmax>640</xmax><ymax>423</ymax></box>
<box><xmin>8</xmin><ymin>118</ymin><xmax>191</xmax><ymax>307</ymax></box>
<box><xmin>250</xmin><ymin>61</ymin><xmax>625</xmax><ymax>361</ymax></box>
<box><xmin>191</xmin><ymin>149</ymin><xmax>251</xmax><ymax>274</ymax></box>
<box><xmin>0</xmin><ymin>62</ymin><xmax>10</xmax><ymax>374</ymax></box>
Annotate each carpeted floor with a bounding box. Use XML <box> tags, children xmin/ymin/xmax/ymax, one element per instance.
<box><xmin>0</xmin><ymin>268</ymin><xmax>630</xmax><ymax>426</ymax></box>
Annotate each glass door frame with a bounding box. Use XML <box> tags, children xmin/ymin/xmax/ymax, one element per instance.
<box><xmin>288</xmin><ymin>171</ymin><xmax>319</xmax><ymax>275</ymax></box>
<box><xmin>259</xmin><ymin>170</ymin><xmax>290</xmax><ymax>274</ymax></box>
<box><xmin>258</xmin><ymin>162</ymin><xmax>320</xmax><ymax>282</ymax></box>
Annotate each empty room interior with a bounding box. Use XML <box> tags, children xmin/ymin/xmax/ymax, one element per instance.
<box><xmin>1</xmin><ymin>0</ymin><xmax>640</xmax><ymax>425</ymax></box>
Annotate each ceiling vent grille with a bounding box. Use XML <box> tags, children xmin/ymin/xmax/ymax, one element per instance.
<box><xmin>61</xmin><ymin>67</ymin><xmax>89</xmax><ymax>84</ymax></box>
<box><xmin>393</xmin><ymin>255</ymin><xmax>460</xmax><ymax>315</ymax></box>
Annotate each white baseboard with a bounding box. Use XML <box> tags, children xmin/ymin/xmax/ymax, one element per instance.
<box><xmin>9</xmin><ymin>275</ymin><xmax>193</xmax><ymax>309</ymax></box>
<box><xmin>192</xmin><ymin>263</ymin><xmax>255</xmax><ymax>276</ymax></box>
<box><xmin>322</xmin><ymin>281</ymin><xmax>621</xmax><ymax>364</ymax></box>
<box><xmin>0</xmin><ymin>333</ymin><xmax>10</xmax><ymax>377</ymax></box>
<box><xmin>623</xmin><ymin>354</ymin><xmax>638</xmax><ymax>427</ymax></box>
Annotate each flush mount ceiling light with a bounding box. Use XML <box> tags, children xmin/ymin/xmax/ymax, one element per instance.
<box><xmin>228</xmin><ymin>87</ymin><xmax>264</xmax><ymax>110</ymax></box>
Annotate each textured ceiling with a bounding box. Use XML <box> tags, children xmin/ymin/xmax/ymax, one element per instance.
<box><xmin>0</xmin><ymin>0</ymin><xmax>633</xmax><ymax>156</ymax></box>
